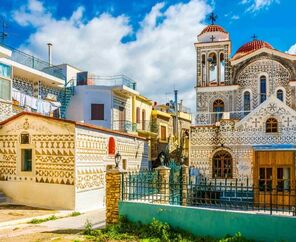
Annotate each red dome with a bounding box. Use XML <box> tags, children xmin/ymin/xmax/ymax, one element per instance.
<box><xmin>233</xmin><ymin>40</ymin><xmax>273</xmax><ymax>59</ymax></box>
<box><xmin>198</xmin><ymin>24</ymin><xmax>227</xmax><ymax>36</ymax></box>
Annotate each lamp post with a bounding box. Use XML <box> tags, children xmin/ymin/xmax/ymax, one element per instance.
<box><xmin>159</xmin><ymin>153</ymin><xmax>165</xmax><ymax>167</ymax></box>
<box><xmin>114</xmin><ymin>151</ymin><xmax>121</xmax><ymax>168</ymax></box>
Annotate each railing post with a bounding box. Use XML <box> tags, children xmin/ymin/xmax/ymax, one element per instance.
<box><xmin>156</xmin><ymin>166</ymin><xmax>170</xmax><ymax>204</ymax></box>
<box><xmin>181</xmin><ymin>165</ymin><xmax>189</xmax><ymax>206</ymax></box>
<box><xmin>106</xmin><ymin>168</ymin><xmax>126</xmax><ymax>224</ymax></box>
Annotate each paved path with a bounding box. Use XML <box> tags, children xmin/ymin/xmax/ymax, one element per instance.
<box><xmin>0</xmin><ymin>208</ymin><xmax>105</xmax><ymax>240</ymax></box>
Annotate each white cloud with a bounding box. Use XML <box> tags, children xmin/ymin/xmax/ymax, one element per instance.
<box><xmin>12</xmin><ymin>0</ymin><xmax>211</xmax><ymax>113</ymax></box>
<box><xmin>287</xmin><ymin>44</ymin><xmax>296</xmax><ymax>54</ymax></box>
<box><xmin>231</xmin><ymin>15</ymin><xmax>240</xmax><ymax>20</ymax></box>
<box><xmin>241</xmin><ymin>0</ymin><xmax>279</xmax><ymax>12</ymax></box>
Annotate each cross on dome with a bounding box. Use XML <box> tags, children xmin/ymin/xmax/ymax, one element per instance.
<box><xmin>252</xmin><ymin>34</ymin><xmax>258</xmax><ymax>41</ymax></box>
<box><xmin>208</xmin><ymin>12</ymin><xmax>218</xmax><ymax>25</ymax></box>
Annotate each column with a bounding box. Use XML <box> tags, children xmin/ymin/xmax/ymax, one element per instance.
<box><xmin>156</xmin><ymin>166</ymin><xmax>170</xmax><ymax>204</ymax></box>
<box><xmin>181</xmin><ymin>165</ymin><xmax>189</xmax><ymax>206</ymax></box>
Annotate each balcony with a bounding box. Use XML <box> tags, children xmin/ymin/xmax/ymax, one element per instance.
<box><xmin>0</xmin><ymin>43</ymin><xmax>64</xmax><ymax>80</ymax></box>
<box><xmin>112</xmin><ymin>120</ymin><xmax>158</xmax><ymax>133</ymax></box>
<box><xmin>195</xmin><ymin>110</ymin><xmax>248</xmax><ymax>125</ymax></box>
<box><xmin>88</xmin><ymin>74</ymin><xmax>136</xmax><ymax>90</ymax></box>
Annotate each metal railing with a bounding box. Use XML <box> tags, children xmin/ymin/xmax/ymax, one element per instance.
<box><xmin>194</xmin><ymin>110</ymin><xmax>251</xmax><ymax>125</ymax></box>
<box><xmin>121</xmin><ymin>170</ymin><xmax>296</xmax><ymax>216</ymax></box>
<box><xmin>88</xmin><ymin>74</ymin><xmax>136</xmax><ymax>90</ymax></box>
<box><xmin>112</xmin><ymin>120</ymin><xmax>158</xmax><ymax>133</ymax></box>
<box><xmin>0</xmin><ymin>43</ymin><xmax>64</xmax><ymax>80</ymax></box>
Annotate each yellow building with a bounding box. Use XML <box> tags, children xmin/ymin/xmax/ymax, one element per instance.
<box><xmin>0</xmin><ymin>112</ymin><xmax>148</xmax><ymax>211</ymax></box>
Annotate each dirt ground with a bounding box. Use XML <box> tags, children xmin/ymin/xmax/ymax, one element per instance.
<box><xmin>0</xmin><ymin>229</ymin><xmax>90</xmax><ymax>242</ymax></box>
<box><xmin>0</xmin><ymin>204</ymin><xmax>55</xmax><ymax>222</ymax></box>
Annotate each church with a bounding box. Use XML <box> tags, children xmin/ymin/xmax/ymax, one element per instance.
<box><xmin>190</xmin><ymin>16</ymin><xmax>296</xmax><ymax>204</ymax></box>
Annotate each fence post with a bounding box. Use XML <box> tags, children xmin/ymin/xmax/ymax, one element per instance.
<box><xmin>156</xmin><ymin>166</ymin><xmax>170</xmax><ymax>204</ymax></box>
<box><xmin>106</xmin><ymin>168</ymin><xmax>125</xmax><ymax>224</ymax></box>
<box><xmin>181</xmin><ymin>165</ymin><xmax>189</xmax><ymax>206</ymax></box>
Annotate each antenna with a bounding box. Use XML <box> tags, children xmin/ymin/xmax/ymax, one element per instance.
<box><xmin>0</xmin><ymin>17</ymin><xmax>8</xmax><ymax>43</ymax></box>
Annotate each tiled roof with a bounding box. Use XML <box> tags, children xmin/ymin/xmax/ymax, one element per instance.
<box><xmin>198</xmin><ymin>24</ymin><xmax>227</xmax><ymax>36</ymax></box>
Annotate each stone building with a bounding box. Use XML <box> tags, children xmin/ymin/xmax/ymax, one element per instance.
<box><xmin>190</xmin><ymin>21</ymin><xmax>296</xmax><ymax>204</ymax></box>
<box><xmin>0</xmin><ymin>112</ymin><xmax>148</xmax><ymax>211</ymax></box>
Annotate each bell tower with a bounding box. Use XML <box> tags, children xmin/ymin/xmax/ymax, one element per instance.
<box><xmin>195</xmin><ymin>13</ymin><xmax>231</xmax><ymax>87</ymax></box>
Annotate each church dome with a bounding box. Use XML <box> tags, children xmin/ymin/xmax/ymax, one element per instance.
<box><xmin>233</xmin><ymin>40</ymin><xmax>273</xmax><ymax>60</ymax></box>
<box><xmin>198</xmin><ymin>24</ymin><xmax>227</xmax><ymax>36</ymax></box>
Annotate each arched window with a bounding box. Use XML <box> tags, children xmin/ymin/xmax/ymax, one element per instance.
<box><xmin>202</xmin><ymin>54</ymin><xmax>206</xmax><ymax>86</ymax></box>
<box><xmin>136</xmin><ymin>107</ymin><xmax>140</xmax><ymax>124</ymax></box>
<box><xmin>260</xmin><ymin>76</ymin><xmax>267</xmax><ymax>103</ymax></box>
<box><xmin>266</xmin><ymin>118</ymin><xmax>278</xmax><ymax>133</ymax></box>
<box><xmin>213</xmin><ymin>99</ymin><xmax>224</xmax><ymax>122</ymax></box>
<box><xmin>219</xmin><ymin>53</ymin><xmax>225</xmax><ymax>84</ymax></box>
<box><xmin>208</xmin><ymin>52</ymin><xmax>217</xmax><ymax>85</ymax></box>
<box><xmin>108</xmin><ymin>137</ymin><xmax>116</xmax><ymax>155</ymax></box>
<box><xmin>276</xmin><ymin>89</ymin><xmax>284</xmax><ymax>102</ymax></box>
<box><xmin>212</xmin><ymin>150</ymin><xmax>232</xmax><ymax>178</ymax></box>
<box><xmin>243</xmin><ymin>91</ymin><xmax>251</xmax><ymax>116</ymax></box>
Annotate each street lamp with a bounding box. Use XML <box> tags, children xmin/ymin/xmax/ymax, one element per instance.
<box><xmin>115</xmin><ymin>151</ymin><xmax>121</xmax><ymax>168</ymax></box>
<box><xmin>159</xmin><ymin>153</ymin><xmax>165</xmax><ymax>166</ymax></box>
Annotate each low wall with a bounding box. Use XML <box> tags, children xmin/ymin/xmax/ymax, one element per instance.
<box><xmin>119</xmin><ymin>201</ymin><xmax>296</xmax><ymax>242</ymax></box>
<box><xmin>0</xmin><ymin>181</ymin><xmax>75</xmax><ymax>210</ymax></box>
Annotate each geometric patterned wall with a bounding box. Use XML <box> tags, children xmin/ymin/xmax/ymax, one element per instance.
<box><xmin>191</xmin><ymin>96</ymin><xmax>296</xmax><ymax>183</ymax></box>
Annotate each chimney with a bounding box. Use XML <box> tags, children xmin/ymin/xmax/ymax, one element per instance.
<box><xmin>47</xmin><ymin>43</ymin><xmax>52</xmax><ymax>66</ymax></box>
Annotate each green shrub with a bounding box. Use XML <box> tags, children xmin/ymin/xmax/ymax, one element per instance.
<box><xmin>29</xmin><ymin>215</ymin><xmax>57</xmax><ymax>224</ymax></box>
<box><xmin>70</xmin><ymin>211</ymin><xmax>81</xmax><ymax>217</ymax></box>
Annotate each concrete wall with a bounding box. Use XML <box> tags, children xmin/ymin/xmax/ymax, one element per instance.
<box><xmin>119</xmin><ymin>201</ymin><xmax>296</xmax><ymax>242</ymax></box>
<box><xmin>66</xmin><ymin>85</ymin><xmax>112</xmax><ymax>128</ymax></box>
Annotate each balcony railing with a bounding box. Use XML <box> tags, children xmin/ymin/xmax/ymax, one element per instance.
<box><xmin>195</xmin><ymin>110</ymin><xmax>250</xmax><ymax>125</ymax></box>
<box><xmin>113</xmin><ymin>120</ymin><xmax>158</xmax><ymax>133</ymax></box>
<box><xmin>88</xmin><ymin>74</ymin><xmax>136</xmax><ymax>90</ymax></box>
<box><xmin>0</xmin><ymin>43</ymin><xmax>65</xmax><ymax>80</ymax></box>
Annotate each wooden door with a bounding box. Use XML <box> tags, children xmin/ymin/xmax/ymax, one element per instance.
<box><xmin>119</xmin><ymin>106</ymin><xmax>126</xmax><ymax>132</ymax></box>
<box><xmin>254</xmin><ymin>151</ymin><xmax>295</xmax><ymax>208</ymax></box>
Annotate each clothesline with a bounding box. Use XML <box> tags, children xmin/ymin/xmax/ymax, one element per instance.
<box><xmin>12</xmin><ymin>88</ymin><xmax>61</xmax><ymax>115</ymax></box>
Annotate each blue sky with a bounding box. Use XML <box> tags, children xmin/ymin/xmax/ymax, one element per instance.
<box><xmin>0</xmin><ymin>0</ymin><xmax>295</xmax><ymax>110</ymax></box>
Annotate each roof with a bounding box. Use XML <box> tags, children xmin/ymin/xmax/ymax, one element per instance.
<box><xmin>198</xmin><ymin>24</ymin><xmax>227</xmax><ymax>37</ymax></box>
<box><xmin>0</xmin><ymin>112</ymin><xmax>146</xmax><ymax>141</ymax></box>
<box><xmin>232</xmin><ymin>40</ymin><xmax>273</xmax><ymax>60</ymax></box>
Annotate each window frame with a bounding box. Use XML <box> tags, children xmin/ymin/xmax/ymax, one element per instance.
<box><xmin>243</xmin><ymin>91</ymin><xmax>251</xmax><ymax>115</ymax></box>
<box><xmin>212</xmin><ymin>150</ymin><xmax>233</xmax><ymax>179</ymax></box>
<box><xmin>160</xmin><ymin>125</ymin><xmax>167</xmax><ymax>141</ymax></box>
<box><xmin>266</xmin><ymin>117</ymin><xmax>278</xmax><ymax>133</ymax></box>
<box><xmin>276</xmin><ymin>89</ymin><xmax>284</xmax><ymax>102</ymax></box>
<box><xmin>91</xmin><ymin>103</ymin><xmax>104</xmax><ymax>121</ymax></box>
<box><xmin>21</xmin><ymin>149</ymin><xmax>33</xmax><ymax>172</ymax></box>
<box><xmin>213</xmin><ymin>99</ymin><xmax>224</xmax><ymax>122</ymax></box>
<box><xmin>260</xmin><ymin>76</ymin><xmax>267</xmax><ymax>103</ymax></box>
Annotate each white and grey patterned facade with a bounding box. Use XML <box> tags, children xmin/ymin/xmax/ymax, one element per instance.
<box><xmin>191</xmin><ymin>24</ymin><xmax>296</xmax><ymax>181</ymax></box>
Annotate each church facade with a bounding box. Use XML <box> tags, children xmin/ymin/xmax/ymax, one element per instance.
<box><xmin>190</xmin><ymin>22</ymin><xmax>296</xmax><ymax>196</ymax></box>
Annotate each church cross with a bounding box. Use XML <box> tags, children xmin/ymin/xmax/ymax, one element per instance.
<box><xmin>251</xmin><ymin>34</ymin><xmax>258</xmax><ymax>41</ymax></box>
<box><xmin>208</xmin><ymin>12</ymin><xmax>218</xmax><ymax>25</ymax></box>
<box><xmin>284</xmin><ymin>117</ymin><xmax>292</xmax><ymax>127</ymax></box>
<box><xmin>252</xmin><ymin>118</ymin><xmax>260</xmax><ymax>128</ymax></box>
<box><xmin>210</xmin><ymin>35</ymin><xmax>216</xmax><ymax>42</ymax></box>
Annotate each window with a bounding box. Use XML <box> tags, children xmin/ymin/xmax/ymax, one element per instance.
<box><xmin>277</xmin><ymin>167</ymin><xmax>290</xmax><ymax>192</ymax></box>
<box><xmin>136</xmin><ymin>107</ymin><xmax>140</xmax><ymax>124</ymax></box>
<box><xmin>259</xmin><ymin>167</ymin><xmax>272</xmax><ymax>192</ymax></box>
<box><xmin>142</xmin><ymin>110</ymin><xmax>146</xmax><ymax>130</ymax></box>
<box><xmin>91</xmin><ymin>104</ymin><xmax>104</xmax><ymax>120</ymax></box>
<box><xmin>260</xmin><ymin>76</ymin><xmax>267</xmax><ymax>103</ymax></box>
<box><xmin>213</xmin><ymin>99</ymin><xmax>224</xmax><ymax>122</ymax></box>
<box><xmin>243</xmin><ymin>91</ymin><xmax>251</xmax><ymax>115</ymax></box>
<box><xmin>202</xmin><ymin>54</ymin><xmax>206</xmax><ymax>86</ymax></box>
<box><xmin>209</xmin><ymin>53</ymin><xmax>217</xmax><ymax>85</ymax></box>
<box><xmin>212</xmin><ymin>150</ymin><xmax>232</xmax><ymax>178</ymax></box>
<box><xmin>266</xmin><ymin>118</ymin><xmax>278</xmax><ymax>133</ymax></box>
<box><xmin>122</xmin><ymin>159</ymin><xmax>127</xmax><ymax>170</ymax></box>
<box><xmin>0</xmin><ymin>63</ymin><xmax>11</xmax><ymax>78</ymax></box>
<box><xmin>160</xmin><ymin>126</ymin><xmax>167</xmax><ymax>141</ymax></box>
<box><xmin>276</xmin><ymin>89</ymin><xmax>284</xmax><ymax>102</ymax></box>
<box><xmin>21</xmin><ymin>134</ymin><xmax>30</xmax><ymax>144</ymax></box>
<box><xmin>219</xmin><ymin>53</ymin><xmax>225</xmax><ymax>84</ymax></box>
<box><xmin>21</xmin><ymin>149</ymin><xmax>32</xmax><ymax>172</ymax></box>
<box><xmin>0</xmin><ymin>78</ymin><xmax>11</xmax><ymax>100</ymax></box>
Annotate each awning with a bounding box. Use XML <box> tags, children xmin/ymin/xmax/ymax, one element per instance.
<box><xmin>253</xmin><ymin>144</ymin><xmax>296</xmax><ymax>151</ymax></box>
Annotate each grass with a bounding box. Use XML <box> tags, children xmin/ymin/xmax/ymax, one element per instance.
<box><xmin>83</xmin><ymin>217</ymin><xmax>253</xmax><ymax>242</ymax></box>
<box><xmin>70</xmin><ymin>211</ymin><xmax>81</xmax><ymax>217</ymax></box>
<box><xmin>29</xmin><ymin>215</ymin><xmax>57</xmax><ymax>224</ymax></box>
